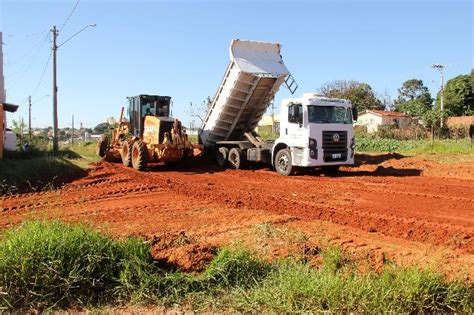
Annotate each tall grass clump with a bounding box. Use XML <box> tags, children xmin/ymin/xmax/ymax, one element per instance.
<box><xmin>0</xmin><ymin>220</ymin><xmax>156</xmax><ymax>310</ymax></box>
<box><xmin>0</xmin><ymin>221</ymin><xmax>472</xmax><ymax>312</ymax></box>
<box><xmin>230</xmin><ymin>247</ymin><xmax>473</xmax><ymax>313</ymax></box>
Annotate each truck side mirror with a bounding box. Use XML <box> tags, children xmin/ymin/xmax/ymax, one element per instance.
<box><xmin>352</xmin><ymin>107</ymin><xmax>358</xmax><ymax>121</ymax></box>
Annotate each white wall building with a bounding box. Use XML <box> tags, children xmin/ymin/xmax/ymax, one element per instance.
<box><xmin>355</xmin><ymin>109</ymin><xmax>412</xmax><ymax>133</ymax></box>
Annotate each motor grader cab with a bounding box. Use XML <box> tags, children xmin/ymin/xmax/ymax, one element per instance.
<box><xmin>97</xmin><ymin>94</ymin><xmax>196</xmax><ymax>171</ymax></box>
<box><xmin>127</xmin><ymin>95</ymin><xmax>171</xmax><ymax>137</ymax></box>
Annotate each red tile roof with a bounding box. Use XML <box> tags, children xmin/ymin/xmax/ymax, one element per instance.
<box><xmin>365</xmin><ymin>109</ymin><xmax>408</xmax><ymax>117</ymax></box>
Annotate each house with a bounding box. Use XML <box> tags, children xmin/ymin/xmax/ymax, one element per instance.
<box><xmin>1</xmin><ymin>102</ymin><xmax>19</xmax><ymax>159</ymax></box>
<box><xmin>446</xmin><ymin>116</ymin><xmax>474</xmax><ymax>127</ymax></box>
<box><xmin>355</xmin><ymin>109</ymin><xmax>412</xmax><ymax>133</ymax></box>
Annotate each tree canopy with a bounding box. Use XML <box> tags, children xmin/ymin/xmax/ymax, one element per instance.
<box><xmin>435</xmin><ymin>72</ymin><xmax>474</xmax><ymax>116</ymax></box>
<box><xmin>93</xmin><ymin>122</ymin><xmax>110</xmax><ymax>134</ymax></box>
<box><xmin>319</xmin><ymin>80</ymin><xmax>383</xmax><ymax>112</ymax></box>
<box><xmin>394</xmin><ymin>79</ymin><xmax>432</xmax><ymax>117</ymax></box>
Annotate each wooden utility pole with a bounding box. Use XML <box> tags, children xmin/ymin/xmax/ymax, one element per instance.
<box><xmin>20</xmin><ymin>117</ymin><xmax>24</xmax><ymax>148</ymax></box>
<box><xmin>432</xmin><ymin>64</ymin><xmax>445</xmax><ymax>128</ymax></box>
<box><xmin>52</xmin><ymin>25</ymin><xmax>59</xmax><ymax>152</ymax></box>
<box><xmin>28</xmin><ymin>95</ymin><xmax>32</xmax><ymax>143</ymax></box>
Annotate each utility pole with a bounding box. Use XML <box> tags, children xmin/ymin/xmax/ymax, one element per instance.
<box><xmin>432</xmin><ymin>64</ymin><xmax>445</xmax><ymax>128</ymax></box>
<box><xmin>49</xmin><ymin>23</ymin><xmax>96</xmax><ymax>152</ymax></box>
<box><xmin>28</xmin><ymin>95</ymin><xmax>32</xmax><ymax>143</ymax></box>
<box><xmin>71</xmin><ymin>114</ymin><xmax>74</xmax><ymax>146</ymax></box>
<box><xmin>51</xmin><ymin>25</ymin><xmax>59</xmax><ymax>152</ymax></box>
<box><xmin>20</xmin><ymin>116</ymin><xmax>24</xmax><ymax>148</ymax></box>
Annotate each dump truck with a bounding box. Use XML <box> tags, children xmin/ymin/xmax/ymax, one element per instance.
<box><xmin>97</xmin><ymin>94</ymin><xmax>195</xmax><ymax>170</ymax></box>
<box><xmin>199</xmin><ymin>39</ymin><xmax>358</xmax><ymax>175</ymax></box>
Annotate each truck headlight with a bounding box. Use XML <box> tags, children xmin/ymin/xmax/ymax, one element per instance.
<box><xmin>309</xmin><ymin>138</ymin><xmax>317</xmax><ymax>148</ymax></box>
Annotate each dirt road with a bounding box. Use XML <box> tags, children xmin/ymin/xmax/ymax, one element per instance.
<box><xmin>1</xmin><ymin>153</ymin><xmax>473</xmax><ymax>279</ymax></box>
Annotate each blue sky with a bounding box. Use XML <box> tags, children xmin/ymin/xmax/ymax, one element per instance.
<box><xmin>1</xmin><ymin>0</ymin><xmax>472</xmax><ymax>128</ymax></box>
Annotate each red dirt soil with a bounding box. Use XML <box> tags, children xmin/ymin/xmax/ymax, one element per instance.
<box><xmin>1</xmin><ymin>153</ymin><xmax>473</xmax><ymax>279</ymax></box>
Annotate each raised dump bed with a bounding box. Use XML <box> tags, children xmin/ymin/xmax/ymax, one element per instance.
<box><xmin>200</xmin><ymin>39</ymin><xmax>290</xmax><ymax>147</ymax></box>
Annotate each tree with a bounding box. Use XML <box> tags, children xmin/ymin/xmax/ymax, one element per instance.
<box><xmin>435</xmin><ymin>73</ymin><xmax>474</xmax><ymax>116</ymax></box>
<box><xmin>11</xmin><ymin>119</ymin><xmax>26</xmax><ymax>135</ymax></box>
<box><xmin>319</xmin><ymin>80</ymin><xmax>383</xmax><ymax>112</ymax></box>
<box><xmin>394</xmin><ymin>79</ymin><xmax>432</xmax><ymax>117</ymax></box>
<box><xmin>189</xmin><ymin>96</ymin><xmax>213</xmax><ymax>125</ymax></box>
<box><xmin>93</xmin><ymin>122</ymin><xmax>110</xmax><ymax>134</ymax></box>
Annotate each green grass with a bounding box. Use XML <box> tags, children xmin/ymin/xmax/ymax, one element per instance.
<box><xmin>355</xmin><ymin>137</ymin><xmax>473</xmax><ymax>155</ymax></box>
<box><xmin>0</xmin><ymin>220</ymin><xmax>472</xmax><ymax>312</ymax></box>
<box><xmin>0</xmin><ymin>142</ymin><xmax>99</xmax><ymax>194</ymax></box>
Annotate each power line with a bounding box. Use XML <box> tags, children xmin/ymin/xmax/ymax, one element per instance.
<box><xmin>31</xmin><ymin>50</ymin><xmax>52</xmax><ymax>97</ymax></box>
<box><xmin>4</xmin><ymin>31</ymin><xmax>50</xmax><ymax>75</ymax></box>
<box><xmin>60</xmin><ymin>0</ymin><xmax>81</xmax><ymax>32</ymax></box>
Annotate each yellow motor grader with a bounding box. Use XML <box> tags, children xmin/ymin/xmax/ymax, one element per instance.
<box><xmin>97</xmin><ymin>94</ymin><xmax>197</xmax><ymax>170</ymax></box>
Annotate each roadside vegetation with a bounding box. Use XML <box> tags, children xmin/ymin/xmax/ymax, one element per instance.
<box><xmin>355</xmin><ymin>137</ymin><xmax>472</xmax><ymax>155</ymax></box>
<box><xmin>0</xmin><ymin>142</ymin><xmax>99</xmax><ymax>195</ymax></box>
<box><xmin>0</xmin><ymin>220</ymin><xmax>471</xmax><ymax>312</ymax></box>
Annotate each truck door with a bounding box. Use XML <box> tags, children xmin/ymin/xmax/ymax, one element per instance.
<box><xmin>286</xmin><ymin>103</ymin><xmax>304</xmax><ymax>143</ymax></box>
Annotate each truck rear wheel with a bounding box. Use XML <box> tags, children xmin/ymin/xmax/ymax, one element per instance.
<box><xmin>275</xmin><ymin>148</ymin><xmax>293</xmax><ymax>176</ymax></box>
<box><xmin>131</xmin><ymin>140</ymin><xmax>148</xmax><ymax>171</ymax></box>
<box><xmin>228</xmin><ymin>147</ymin><xmax>245</xmax><ymax>170</ymax></box>
<box><xmin>121</xmin><ymin>140</ymin><xmax>133</xmax><ymax>167</ymax></box>
<box><xmin>216</xmin><ymin>147</ymin><xmax>229</xmax><ymax>167</ymax></box>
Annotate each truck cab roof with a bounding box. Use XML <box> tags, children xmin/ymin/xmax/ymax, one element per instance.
<box><xmin>282</xmin><ymin>93</ymin><xmax>352</xmax><ymax>107</ymax></box>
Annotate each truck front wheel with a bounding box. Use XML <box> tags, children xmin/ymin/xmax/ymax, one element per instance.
<box><xmin>275</xmin><ymin>148</ymin><xmax>293</xmax><ymax>176</ymax></box>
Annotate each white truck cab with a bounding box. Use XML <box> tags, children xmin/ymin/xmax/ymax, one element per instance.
<box><xmin>272</xmin><ymin>93</ymin><xmax>357</xmax><ymax>175</ymax></box>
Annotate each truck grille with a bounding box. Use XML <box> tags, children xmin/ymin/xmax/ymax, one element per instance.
<box><xmin>322</xmin><ymin>131</ymin><xmax>348</xmax><ymax>162</ymax></box>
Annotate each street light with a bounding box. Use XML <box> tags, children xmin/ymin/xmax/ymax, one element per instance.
<box><xmin>28</xmin><ymin>94</ymin><xmax>50</xmax><ymax>142</ymax></box>
<box><xmin>432</xmin><ymin>64</ymin><xmax>445</xmax><ymax>128</ymax></box>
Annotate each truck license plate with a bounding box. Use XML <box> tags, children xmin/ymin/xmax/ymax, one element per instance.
<box><xmin>332</xmin><ymin>153</ymin><xmax>342</xmax><ymax>159</ymax></box>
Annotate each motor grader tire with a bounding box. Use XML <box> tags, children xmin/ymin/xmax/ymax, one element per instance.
<box><xmin>96</xmin><ymin>136</ymin><xmax>108</xmax><ymax>157</ymax></box>
<box><xmin>216</xmin><ymin>147</ymin><xmax>229</xmax><ymax>168</ymax></box>
<box><xmin>121</xmin><ymin>140</ymin><xmax>133</xmax><ymax>167</ymax></box>
<box><xmin>228</xmin><ymin>147</ymin><xmax>246</xmax><ymax>170</ymax></box>
<box><xmin>131</xmin><ymin>140</ymin><xmax>148</xmax><ymax>171</ymax></box>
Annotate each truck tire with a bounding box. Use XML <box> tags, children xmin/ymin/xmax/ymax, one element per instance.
<box><xmin>216</xmin><ymin>147</ymin><xmax>229</xmax><ymax>167</ymax></box>
<box><xmin>131</xmin><ymin>140</ymin><xmax>148</xmax><ymax>171</ymax></box>
<box><xmin>121</xmin><ymin>140</ymin><xmax>133</xmax><ymax>167</ymax></box>
<box><xmin>96</xmin><ymin>136</ymin><xmax>108</xmax><ymax>157</ymax></box>
<box><xmin>275</xmin><ymin>148</ymin><xmax>293</xmax><ymax>176</ymax></box>
<box><xmin>228</xmin><ymin>147</ymin><xmax>246</xmax><ymax>170</ymax></box>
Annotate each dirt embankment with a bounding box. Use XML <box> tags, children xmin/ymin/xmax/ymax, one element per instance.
<box><xmin>1</xmin><ymin>153</ymin><xmax>473</xmax><ymax>279</ymax></box>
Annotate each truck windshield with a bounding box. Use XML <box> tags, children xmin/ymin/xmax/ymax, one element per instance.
<box><xmin>308</xmin><ymin>106</ymin><xmax>352</xmax><ymax>124</ymax></box>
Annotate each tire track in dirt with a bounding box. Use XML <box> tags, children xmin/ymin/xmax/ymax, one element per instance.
<box><xmin>1</xmin><ymin>157</ymin><xmax>473</xmax><ymax>276</ymax></box>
